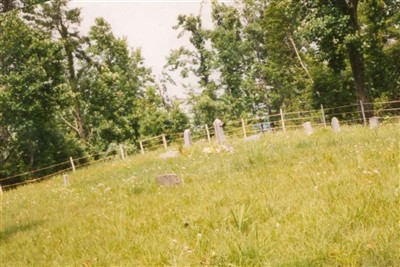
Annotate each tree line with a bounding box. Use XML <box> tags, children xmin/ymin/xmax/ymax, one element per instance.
<box><xmin>0</xmin><ymin>0</ymin><xmax>189</xmax><ymax>183</ymax></box>
<box><xmin>1</xmin><ymin>0</ymin><xmax>399</xmax><ymax>184</ymax></box>
<box><xmin>165</xmin><ymin>0</ymin><xmax>399</xmax><ymax>124</ymax></box>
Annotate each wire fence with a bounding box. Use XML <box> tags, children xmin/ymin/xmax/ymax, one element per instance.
<box><xmin>1</xmin><ymin>100</ymin><xmax>399</xmax><ymax>192</ymax></box>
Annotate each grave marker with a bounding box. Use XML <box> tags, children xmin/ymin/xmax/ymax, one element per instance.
<box><xmin>63</xmin><ymin>174</ymin><xmax>69</xmax><ymax>187</ymax></box>
<box><xmin>213</xmin><ymin>119</ymin><xmax>225</xmax><ymax>145</ymax></box>
<box><xmin>184</xmin><ymin>129</ymin><xmax>192</xmax><ymax>147</ymax></box>
<box><xmin>331</xmin><ymin>117</ymin><xmax>341</xmax><ymax>132</ymax></box>
<box><xmin>302</xmin><ymin>122</ymin><xmax>313</xmax><ymax>135</ymax></box>
<box><xmin>369</xmin><ymin>117</ymin><xmax>379</xmax><ymax>129</ymax></box>
<box><xmin>156</xmin><ymin>174</ymin><xmax>182</xmax><ymax>186</ymax></box>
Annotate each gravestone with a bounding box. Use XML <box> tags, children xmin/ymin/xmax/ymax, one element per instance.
<box><xmin>331</xmin><ymin>117</ymin><xmax>341</xmax><ymax>132</ymax></box>
<box><xmin>213</xmin><ymin>118</ymin><xmax>225</xmax><ymax>145</ymax></box>
<box><xmin>302</xmin><ymin>122</ymin><xmax>313</xmax><ymax>135</ymax></box>
<box><xmin>369</xmin><ymin>117</ymin><xmax>379</xmax><ymax>129</ymax></box>
<box><xmin>184</xmin><ymin>129</ymin><xmax>191</xmax><ymax>147</ymax></box>
<box><xmin>156</xmin><ymin>174</ymin><xmax>182</xmax><ymax>186</ymax></box>
<box><xmin>63</xmin><ymin>174</ymin><xmax>69</xmax><ymax>187</ymax></box>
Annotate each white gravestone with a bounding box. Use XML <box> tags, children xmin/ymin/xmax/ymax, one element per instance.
<box><xmin>369</xmin><ymin>117</ymin><xmax>379</xmax><ymax>129</ymax></box>
<box><xmin>331</xmin><ymin>117</ymin><xmax>341</xmax><ymax>132</ymax></box>
<box><xmin>302</xmin><ymin>122</ymin><xmax>313</xmax><ymax>135</ymax></box>
<box><xmin>184</xmin><ymin>129</ymin><xmax>191</xmax><ymax>147</ymax></box>
<box><xmin>213</xmin><ymin>119</ymin><xmax>225</xmax><ymax>145</ymax></box>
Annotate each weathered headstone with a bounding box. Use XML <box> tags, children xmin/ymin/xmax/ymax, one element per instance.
<box><xmin>213</xmin><ymin>118</ymin><xmax>225</xmax><ymax>145</ymax></box>
<box><xmin>302</xmin><ymin>122</ymin><xmax>313</xmax><ymax>135</ymax></box>
<box><xmin>184</xmin><ymin>129</ymin><xmax>191</xmax><ymax>147</ymax></box>
<box><xmin>369</xmin><ymin>117</ymin><xmax>379</xmax><ymax>129</ymax></box>
<box><xmin>331</xmin><ymin>117</ymin><xmax>341</xmax><ymax>132</ymax></box>
<box><xmin>156</xmin><ymin>174</ymin><xmax>182</xmax><ymax>186</ymax></box>
<box><xmin>159</xmin><ymin>150</ymin><xmax>179</xmax><ymax>159</ymax></box>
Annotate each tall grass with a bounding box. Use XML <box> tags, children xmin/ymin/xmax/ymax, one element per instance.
<box><xmin>1</xmin><ymin>124</ymin><xmax>399</xmax><ymax>266</ymax></box>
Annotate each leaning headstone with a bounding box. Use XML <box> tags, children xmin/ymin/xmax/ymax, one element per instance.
<box><xmin>159</xmin><ymin>150</ymin><xmax>179</xmax><ymax>159</ymax></box>
<box><xmin>213</xmin><ymin>118</ymin><xmax>225</xmax><ymax>145</ymax></box>
<box><xmin>331</xmin><ymin>117</ymin><xmax>341</xmax><ymax>132</ymax></box>
<box><xmin>184</xmin><ymin>129</ymin><xmax>192</xmax><ymax>147</ymax></box>
<box><xmin>369</xmin><ymin>117</ymin><xmax>379</xmax><ymax>129</ymax></box>
<box><xmin>302</xmin><ymin>122</ymin><xmax>313</xmax><ymax>135</ymax></box>
<box><xmin>156</xmin><ymin>174</ymin><xmax>182</xmax><ymax>186</ymax></box>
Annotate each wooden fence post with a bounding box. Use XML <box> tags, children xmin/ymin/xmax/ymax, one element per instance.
<box><xmin>139</xmin><ymin>141</ymin><xmax>145</xmax><ymax>155</ymax></box>
<box><xmin>69</xmin><ymin>157</ymin><xmax>76</xmax><ymax>172</ymax></box>
<box><xmin>162</xmin><ymin>134</ymin><xmax>168</xmax><ymax>151</ymax></box>
<box><xmin>119</xmin><ymin>144</ymin><xmax>125</xmax><ymax>160</ymax></box>
<box><xmin>321</xmin><ymin>104</ymin><xmax>326</xmax><ymax>127</ymax></box>
<box><xmin>280</xmin><ymin>108</ymin><xmax>286</xmax><ymax>132</ymax></box>
<box><xmin>360</xmin><ymin>100</ymin><xmax>367</xmax><ymax>127</ymax></box>
<box><xmin>241</xmin><ymin>118</ymin><xmax>247</xmax><ymax>138</ymax></box>
<box><xmin>205</xmin><ymin>124</ymin><xmax>211</xmax><ymax>143</ymax></box>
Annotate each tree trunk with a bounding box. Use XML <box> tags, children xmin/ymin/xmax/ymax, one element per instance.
<box><xmin>347</xmin><ymin>0</ymin><xmax>374</xmax><ymax>117</ymax></box>
<box><xmin>61</xmin><ymin>23</ymin><xmax>86</xmax><ymax>141</ymax></box>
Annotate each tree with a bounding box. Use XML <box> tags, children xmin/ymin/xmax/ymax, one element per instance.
<box><xmin>34</xmin><ymin>0</ymin><xmax>88</xmax><ymax>141</ymax></box>
<box><xmin>79</xmin><ymin>17</ymin><xmax>154</xmax><ymax>152</ymax></box>
<box><xmin>0</xmin><ymin>11</ymin><xmax>83</xmax><ymax>182</ymax></box>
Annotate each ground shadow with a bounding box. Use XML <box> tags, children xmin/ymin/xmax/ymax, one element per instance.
<box><xmin>0</xmin><ymin>220</ymin><xmax>45</xmax><ymax>242</ymax></box>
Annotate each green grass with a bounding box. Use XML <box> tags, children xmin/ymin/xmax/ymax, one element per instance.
<box><xmin>1</xmin><ymin>124</ymin><xmax>399</xmax><ymax>266</ymax></box>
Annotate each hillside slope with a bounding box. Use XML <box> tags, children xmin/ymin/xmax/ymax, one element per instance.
<box><xmin>1</xmin><ymin>124</ymin><xmax>399</xmax><ymax>266</ymax></box>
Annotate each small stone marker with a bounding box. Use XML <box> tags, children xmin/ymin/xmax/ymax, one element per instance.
<box><xmin>63</xmin><ymin>174</ymin><xmax>69</xmax><ymax>187</ymax></box>
<box><xmin>213</xmin><ymin>118</ymin><xmax>225</xmax><ymax>145</ymax></box>
<box><xmin>369</xmin><ymin>117</ymin><xmax>379</xmax><ymax>129</ymax></box>
<box><xmin>184</xmin><ymin>129</ymin><xmax>192</xmax><ymax>147</ymax></box>
<box><xmin>156</xmin><ymin>174</ymin><xmax>182</xmax><ymax>186</ymax></box>
<box><xmin>159</xmin><ymin>150</ymin><xmax>179</xmax><ymax>159</ymax></box>
<box><xmin>0</xmin><ymin>185</ymin><xmax>3</xmax><ymax>195</ymax></box>
<box><xmin>331</xmin><ymin>117</ymin><xmax>341</xmax><ymax>132</ymax></box>
<box><xmin>302</xmin><ymin>122</ymin><xmax>313</xmax><ymax>135</ymax></box>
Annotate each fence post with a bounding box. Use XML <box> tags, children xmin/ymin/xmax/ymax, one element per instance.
<box><xmin>360</xmin><ymin>100</ymin><xmax>367</xmax><ymax>127</ymax></box>
<box><xmin>205</xmin><ymin>124</ymin><xmax>211</xmax><ymax>143</ymax></box>
<box><xmin>321</xmin><ymin>104</ymin><xmax>326</xmax><ymax>127</ymax></box>
<box><xmin>280</xmin><ymin>108</ymin><xmax>286</xmax><ymax>132</ymax></box>
<box><xmin>63</xmin><ymin>174</ymin><xmax>69</xmax><ymax>187</ymax></box>
<box><xmin>119</xmin><ymin>144</ymin><xmax>125</xmax><ymax>160</ymax></box>
<box><xmin>0</xmin><ymin>185</ymin><xmax>3</xmax><ymax>195</ymax></box>
<box><xmin>162</xmin><ymin>134</ymin><xmax>168</xmax><ymax>151</ymax></box>
<box><xmin>69</xmin><ymin>157</ymin><xmax>76</xmax><ymax>172</ymax></box>
<box><xmin>241</xmin><ymin>118</ymin><xmax>247</xmax><ymax>138</ymax></box>
<box><xmin>139</xmin><ymin>140</ymin><xmax>145</xmax><ymax>155</ymax></box>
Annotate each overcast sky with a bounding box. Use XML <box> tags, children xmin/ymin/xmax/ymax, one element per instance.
<box><xmin>69</xmin><ymin>0</ymin><xmax>228</xmax><ymax>98</ymax></box>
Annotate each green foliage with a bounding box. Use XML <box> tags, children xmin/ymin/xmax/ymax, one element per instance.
<box><xmin>0</xmin><ymin>12</ymin><xmax>84</xmax><ymax>181</ymax></box>
<box><xmin>1</xmin><ymin>1</ymin><xmax>189</xmax><ymax>182</ymax></box>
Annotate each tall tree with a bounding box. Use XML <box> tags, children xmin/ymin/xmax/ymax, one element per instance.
<box><xmin>34</xmin><ymin>0</ymin><xmax>88</xmax><ymax>140</ymax></box>
<box><xmin>304</xmin><ymin>0</ymin><xmax>376</xmax><ymax>114</ymax></box>
<box><xmin>0</xmin><ymin>11</ymin><xmax>82</xmax><ymax>181</ymax></box>
<box><xmin>79</xmin><ymin>18</ymin><xmax>154</xmax><ymax>152</ymax></box>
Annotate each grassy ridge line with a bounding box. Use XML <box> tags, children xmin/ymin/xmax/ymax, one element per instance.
<box><xmin>1</xmin><ymin>124</ymin><xmax>399</xmax><ymax>266</ymax></box>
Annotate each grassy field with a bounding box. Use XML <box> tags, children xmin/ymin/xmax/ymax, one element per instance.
<box><xmin>1</xmin><ymin>124</ymin><xmax>399</xmax><ymax>266</ymax></box>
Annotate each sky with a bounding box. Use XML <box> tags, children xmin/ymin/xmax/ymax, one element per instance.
<box><xmin>69</xmin><ymin>0</ymin><xmax>228</xmax><ymax>98</ymax></box>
